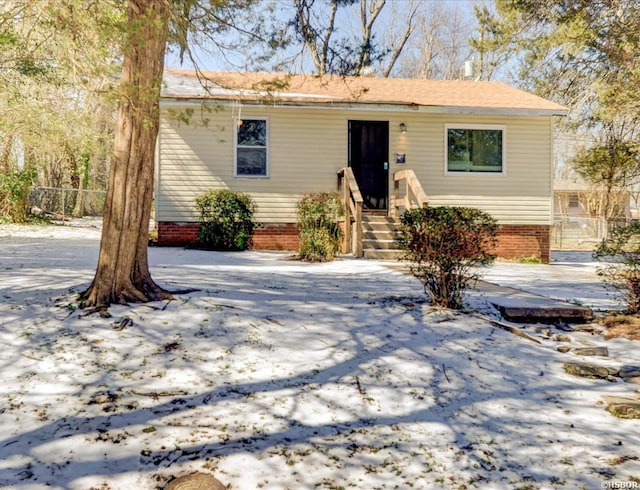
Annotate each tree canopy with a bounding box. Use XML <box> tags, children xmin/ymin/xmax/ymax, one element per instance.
<box><xmin>0</xmin><ymin>1</ymin><xmax>122</xmax><ymax>189</ymax></box>
<box><xmin>8</xmin><ymin>0</ymin><xmax>639</xmax><ymax>303</ymax></box>
<box><xmin>476</xmin><ymin>0</ymin><xmax>640</xmax><ymax>217</ymax></box>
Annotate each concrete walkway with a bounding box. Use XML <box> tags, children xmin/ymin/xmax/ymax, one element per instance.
<box><xmin>473</xmin><ymin>251</ymin><xmax>622</xmax><ymax>323</ymax></box>
<box><xmin>388</xmin><ymin>250</ymin><xmax>618</xmax><ymax>323</ymax></box>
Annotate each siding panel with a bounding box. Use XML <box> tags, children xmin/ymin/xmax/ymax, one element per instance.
<box><xmin>157</xmin><ymin>105</ymin><xmax>554</xmax><ymax>225</ymax></box>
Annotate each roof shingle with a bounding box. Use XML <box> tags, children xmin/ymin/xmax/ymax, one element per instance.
<box><xmin>162</xmin><ymin>69</ymin><xmax>568</xmax><ymax>115</ymax></box>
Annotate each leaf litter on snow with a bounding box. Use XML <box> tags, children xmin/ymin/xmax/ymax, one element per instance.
<box><xmin>1</xmin><ymin>224</ymin><xmax>639</xmax><ymax>489</ymax></box>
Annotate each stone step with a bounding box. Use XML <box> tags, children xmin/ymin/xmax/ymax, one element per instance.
<box><xmin>603</xmin><ymin>395</ymin><xmax>640</xmax><ymax>419</ymax></box>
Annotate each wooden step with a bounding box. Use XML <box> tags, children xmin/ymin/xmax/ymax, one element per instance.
<box><xmin>362</xmin><ymin>209</ymin><xmax>388</xmax><ymax>216</ymax></box>
<box><xmin>362</xmin><ymin>215</ymin><xmax>399</xmax><ymax>231</ymax></box>
<box><xmin>355</xmin><ymin>213</ymin><xmax>404</xmax><ymax>260</ymax></box>
<box><xmin>363</xmin><ymin>229</ymin><xmax>396</xmax><ymax>240</ymax></box>
<box><xmin>362</xmin><ymin>215</ymin><xmax>397</xmax><ymax>223</ymax></box>
<box><xmin>363</xmin><ymin>249</ymin><xmax>404</xmax><ymax>260</ymax></box>
<box><xmin>362</xmin><ymin>238</ymin><xmax>399</xmax><ymax>250</ymax></box>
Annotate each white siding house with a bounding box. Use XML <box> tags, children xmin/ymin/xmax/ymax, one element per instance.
<box><xmin>156</xmin><ymin>70</ymin><xmax>567</xmax><ymax>261</ymax></box>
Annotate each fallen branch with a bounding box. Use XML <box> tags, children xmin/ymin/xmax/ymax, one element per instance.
<box><xmin>169</xmin><ymin>287</ymin><xmax>201</xmax><ymax>295</ymax></box>
<box><xmin>113</xmin><ymin>317</ymin><xmax>133</xmax><ymax>331</ymax></box>
<box><xmin>30</xmin><ymin>206</ymin><xmax>71</xmax><ymax>221</ymax></box>
<box><xmin>442</xmin><ymin>364</ymin><xmax>451</xmax><ymax>383</ymax></box>
<box><xmin>471</xmin><ymin>313</ymin><xmax>541</xmax><ymax>344</ymax></box>
<box><xmin>77</xmin><ymin>307</ymin><xmax>111</xmax><ymax>319</ymax></box>
<box><xmin>130</xmin><ymin>390</ymin><xmax>189</xmax><ymax>399</ymax></box>
<box><xmin>21</xmin><ymin>352</ymin><xmax>43</xmax><ymax>361</ymax></box>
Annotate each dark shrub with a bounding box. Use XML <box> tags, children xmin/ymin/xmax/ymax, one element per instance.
<box><xmin>195</xmin><ymin>189</ymin><xmax>256</xmax><ymax>250</ymax></box>
<box><xmin>395</xmin><ymin>206</ymin><xmax>498</xmax><ymax>309</ymax></box>
<box><xmin>297</xmin><ymin>192</ymin><xmax>343</xmax><ymax>262</ymax></box>
<box><xmin>0</xmin><ymin>168</ymin><xmax>36</xmax><ymax>223</ymax></box>
<box><xmin>594</xmin><ymin>221</ymin><xmax>640</xmax><ymax>314</ymax></box>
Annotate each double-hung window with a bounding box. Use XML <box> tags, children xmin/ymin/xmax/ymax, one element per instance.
<box><xmin>236</xmin><ymin>118</ymin><xmax>268</xmax><ymax>177</ymax></box>
<box><xmin>446</xmin><ymin>125</ymin><xmax>505</xmax><ymax>174</ymax></box>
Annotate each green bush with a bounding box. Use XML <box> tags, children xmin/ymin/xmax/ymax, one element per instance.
<box><xmin>297</xmin><ymin>192</ymin><xmax>343</xmax><ymax>262</ymax></box>
<box><xmin>594</xmin><ymin>222</ymin><xmax>640</xmax><ymax>314</ymax></box>
<box><xmin>195</xmin><ymin>189</ymin><xmax>256</xmax><ymax>250</ymax></box>
<box><xmin>395</xmin><ymin>206</ymin><xmax>498</xmax><ymax>309</ymax></box>
<box><xmin>0</xmin><ymin>168</ymin><xmax>36</xmax><ymax>223</ymax></box>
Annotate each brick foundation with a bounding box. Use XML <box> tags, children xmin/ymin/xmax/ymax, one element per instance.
<box><xmin>252</xmin><ymin>223</ymin><xmax>300</xmax><ymax>251</ymax></box>
<box><xmin>156</xmin><ymin>222</ymin><xmax>200</xmax><ymax>246</ymax></box>
<box><xmin>157</xmin><ymin>221</ymin><xmax>550</xmax><ymax>263</ymax></box>
<box><xmin>495</xmin><ymin>225</ymin><xmax>550</xmax><ymax>263</ymax></box>
<box><xmin>157</xmin><ymin>222</ymin><xmax>300</xmax><ymax>251</ymax></box>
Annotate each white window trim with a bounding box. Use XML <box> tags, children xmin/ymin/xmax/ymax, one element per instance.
<box><xmin>234</xmin><ymin>117</ymin><xmax>270</xmax><ymax>178</ymax></box>
<box><xmin>444</xmin><ymin>124</ymin><xmax>506</xmax><ymax>176</ymax></box>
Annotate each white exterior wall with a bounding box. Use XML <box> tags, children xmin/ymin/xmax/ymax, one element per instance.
<box><xmin>401</xmin><ymin>113</ymin><xmax>553</xmax><ymax>225</ymax></box>
<box><xmin>157</xmin><ymin>103</ymin><xmax>554</xmax><ymax>225</ymax></box>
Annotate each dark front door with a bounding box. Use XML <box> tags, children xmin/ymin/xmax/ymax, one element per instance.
<box><xmin>349</xmin><ymin>120</ymin><xmax>389</xmax><ymax>210</ymax></box>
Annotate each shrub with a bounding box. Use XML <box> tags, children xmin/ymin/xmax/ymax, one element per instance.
<box><xmin>297</xmin><ymin>192</ymin><xmax>343</xmax><ymax>262</ymax></box>
<box><xmin>395</xmin><ymin>206</ymin><xmax>498</xmax><ymax>309</ymax></box>
<box><xmin>195</xmin><ymin>189</ymin><xmax>256</xmax><ymax>250</ymax></box>
<box><xmin>0</xmin><ymin>168</ymin><xmax>36</xmax><ymax>223</ymax></box>
<box><xmin>594</xmin><ymin>221</ymin><xmax>640</xmax><ymax>314</ymax></box>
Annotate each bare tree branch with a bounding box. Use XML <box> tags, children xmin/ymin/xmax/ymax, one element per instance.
<box><xmin>357</xmin><ymin>0</ymin><xmax>385</xmax><ymax>72</ymax></box>
<box><xmin>382</xmin><ymin>0</ymin><xmax>418</xmax><ymax>77</ymax></box>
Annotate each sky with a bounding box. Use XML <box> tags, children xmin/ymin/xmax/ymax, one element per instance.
<box><xmin>164</xmin><ymin>0</ymin><xmax>490</xmax><ymax>77</ymax></box>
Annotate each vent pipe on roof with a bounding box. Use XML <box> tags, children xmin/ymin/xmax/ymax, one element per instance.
<box><xmin>464</xmin><ymin>59</ymin><xmax>475</xmax><ymax>80</ymax></box>
<box><xmin>360</xmin><ymin>65</ymin><xmax>376</xmax><ymax>77</ymax></box>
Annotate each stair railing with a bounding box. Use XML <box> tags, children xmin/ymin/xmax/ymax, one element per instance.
<box><xmin>337</xmin><ymin>167</ymin><xmax>364</xmax><ymax>257</ymax></box>
<box><xmin>392</xmin><ymin>169</ymin><xmax>429</xmax><ymax>218</ymax></box>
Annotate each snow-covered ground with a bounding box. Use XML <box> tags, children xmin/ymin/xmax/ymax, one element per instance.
<box><xmin>1</xmin><ymin>221</ymin><xmax>639</xmax><ymax>490</ymax></box>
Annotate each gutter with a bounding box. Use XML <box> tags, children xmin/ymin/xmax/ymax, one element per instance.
<box><xmin>159</xmin><ymin>97</ymin><xmax>568</xmax><ymax>117</ymax></box>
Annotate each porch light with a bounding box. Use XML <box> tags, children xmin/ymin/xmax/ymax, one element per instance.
<box><xmin>399</xmin><ymin>122</ymin><xmax>407</xmax><ymax>133</ymax></box>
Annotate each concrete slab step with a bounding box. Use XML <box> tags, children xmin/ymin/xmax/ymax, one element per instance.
<box><xmin>477</xmin><ymin>281</ymin><xmax>594</xmax><ymax>324</ymax></box>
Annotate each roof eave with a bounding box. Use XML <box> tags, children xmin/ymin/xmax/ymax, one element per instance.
<box><xmin>435</xmin><ymin>105</ymin><xmax>569</xmax><ymax>117</ymax></box>
<box><xmin>160</xmin><ymin>96</ymin><xmax>568</xmax><ymax>117</ymax></box>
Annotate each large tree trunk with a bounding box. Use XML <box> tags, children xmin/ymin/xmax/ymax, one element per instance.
<box><xmin>82</xmin><ymin>0</ymin><xmax>171</xmax><ymax>308</ymax></box>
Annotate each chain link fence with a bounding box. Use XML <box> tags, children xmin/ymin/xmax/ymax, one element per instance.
<box><xmin>30</xmin><ymin>187</ymin><xmax>106</xmax><ymax>219</ymax></box>
<box><xmin>552</xmin><ymin>215</ymin><xmax>639</xmax><ymax>250</ymax></box>
<box><xmin>552</xmin><ymin>215</ymin><xmax>606</xmax><ymax>250</ymax></box>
